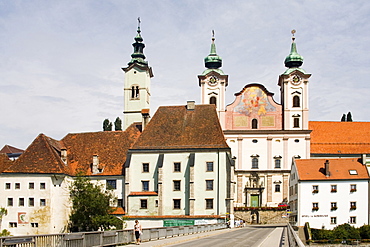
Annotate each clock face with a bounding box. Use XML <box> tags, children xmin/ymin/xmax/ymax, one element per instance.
<box><xmin>292</xmin><ymin>75</ymin><xmax>301</xmax><ymax>85</ymax></box>
<box><xmin>208</xmin><ymin>76</ymin><xmax>218</xmax><ymax>86</ymax></box>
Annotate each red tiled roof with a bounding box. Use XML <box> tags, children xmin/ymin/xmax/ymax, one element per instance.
<box><xmin>110</xmin><ymin>207</ymin><xmax>125</xmax><ymax>215</ymax></box>
<box><xmin>132</xmin><ymin>104</ymin><xmax>229</xmax><ymax>150</ymax></box>
<box><xmin>310</xmin><ymin>121</ymin><xmax>370</xmax><ymax>154</ymax></box>
<box><xmin>61</xmin><ymin>123</ymin><xmax>141</xmax><ymax>176</ymax></box>
<box><xmin>3</xmin><ymin>134</ymin><xmax>69</xmax><ymax>174</ymax></box>
<box><xmin>0</xmin><ymin>154</ymin><xmax>13</xmax><ymax>173</ymax></box>
<box><xmin>0</xmin><ymin>145</ymin><xmax>24</xmax><ymax>154</ymax></box>
<box><xmin>128</xmin><ymin>191</ymin><xmax>158</xmax><ymax>196</ymax></box>
<box><xmin>295</xmin><ymin>158</ymin><xmax>369</xmax><ymax>181</ymax></box>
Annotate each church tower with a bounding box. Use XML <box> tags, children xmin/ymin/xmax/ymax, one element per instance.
<box><xmin>122</xmin><ymin>19</ymin><xmax>153</xmax><ymax>130</ymax></box>
<box><xmin>198</xmin><ymin>32</ymin><xmax>228</xmax><ymax>128</ymax></box>
<box><xmin>278</xmin><ymin>30</ymin><xmax>311</xmax><ymax>130</ymax></box>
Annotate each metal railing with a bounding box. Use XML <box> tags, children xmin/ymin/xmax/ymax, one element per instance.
<box><xmin>0</xmin><ymin>223</ymin><xmax>227</xmax><ymax>247</ymax></box>
<box><xmin>287</xmin><ymin>223</ymin><xmax>306</xmax><ymax>247</ymax></box>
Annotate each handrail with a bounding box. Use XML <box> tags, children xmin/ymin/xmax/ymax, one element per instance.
<box><xmin>287</xmin><ymin>223</ymin><xmax>306</xmax><ymax>247</ymax></box>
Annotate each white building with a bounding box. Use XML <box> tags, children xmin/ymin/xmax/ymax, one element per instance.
<box><xmin>125</xmin><ymin>102</ymin><xmax>235</xmax><ymax>216</ymax></box>
<box><xmin>289</xmin><ymin>158</ymin><xmax>369</xmax><ymax>229</ymax></box>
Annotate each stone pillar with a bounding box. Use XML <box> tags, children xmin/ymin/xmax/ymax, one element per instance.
<box><xmin>283</xmin><ymin>174</ymin><xmax>289</xmax><ymax>201</ymax></box>
<box><xmin>267</xmin><ymin>136</ymin><xmax>273</xmax><ymax>169</ymax></box>
<box><xmin>267</xmin><ymin>175</ymin><xmax>272</xmax><ymax>203</ymax></box>
<box><xmin>283</xmin><ymin>136</ymin><xmax>289</xmax><ymax>169</ymax></box>
<box><xmin>237</xmin><ymin>174</ymin><xmax>243</xmax><ymax>204</ymax></box>
<box><xmin>189</xmin><ymin>165</ymin><xmax>195</xmax><ymax>215</ymax></box>
<box><xmin>158</xmin><ymin>166</ymin><xmax>163</xmax><ymax>215</ymax></box>
<box><xmin>237</xmin><ymin>137</ymin><xmax>243</xmax><ymax>170</ymax></box>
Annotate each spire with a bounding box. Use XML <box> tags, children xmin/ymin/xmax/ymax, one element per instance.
<box><xmin>128</xmin><ymin>17</ymin><xmax>148</xmax><ymax>66</ymax></box>
<box><xmin>204</xmin><ymin>30</ymin><xmax>222</xmax><ymax>69</ymax></box>
<box><xmin>284</xmin><ymin>30</ymin><xmax>304</xmax><ymax>68</ymax></box>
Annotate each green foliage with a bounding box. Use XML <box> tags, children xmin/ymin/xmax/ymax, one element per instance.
<box><xmin>312</xmin><ymin>223</ymin><xmax>361</xmax><ymax>241</ymax></box>
<box><xmin>347</xmin><ymin>112</ymin><xmax>353</xmax><ymax>122</ymax></box>
<box><xmin>0</xmin><ymin>207</ymin><xmax>7</xmax><ymax>231</ymax></box>
<box><xmin>69</xmin><ymin>174</ymin><xmax>122</xmax><ymax>232</ymax></box>
<box><xmin>103</xmin><ymin>119</ymin><xmax>112</xmax><ymax>131</ymax></box>
<box><xmin>360</xmin><ymin>225</ymin><xmax>370</xmax><ymax>239</ymax></box>
<box><xmin>114</xmin><ymin>117</ymin><xmax>122</xmax><ymax>131</ymax></box>
<box><xmin>0</xmin><ymin>229</ymin><xmax>10</xmax><ymax>237</ymax></box>
<box><xmin>311</xmin><ymin>228</ymin><xmax>333</xmax><ymax>240</ymax></box>
<box><xmin>341</xmin><ymin>114</ymin><xmax>346</xmax><ymax>122</ymax></box>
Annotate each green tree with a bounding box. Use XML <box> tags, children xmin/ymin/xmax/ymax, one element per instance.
<box><xmin>332</xmin><ymin>223</ymin><xmax>360</xmax><ymax>240</ymax></box>
<box><xmin>360</xmin><ymin>225</ymin><xmax>370</xmax><ymax>239</ymax></box>
<box><xmin>0</xmin><ymin>207</ymin><xmax>7</xmax><ymax>231</ymax></box>
<box><xmin>341</xmin><ymin>114</ymin><xmax>346</xmax><ymax>122</ymax></box>
<box><xmin>0</xmin><ymin>229</ymin><xmax>10</xmax><ymax>237</ymax></box>
<box><xmin>114</xmin><ymin>117</ymin><xmax>122</xmax><ymax>131</ymax></box>
<box><xmin>103</xmin><ymin>119</ymin><xmax>112</xmax><ymax>131</ymax></box>
<box><xmin>347</xmin><ymin>112</ymin><xmax>353</xmax><ymax>122</ymax></box>
<box><xmin>69</xmin><ymin>175</ymin><xmax>122</xmax><ymax>232</ymax></box>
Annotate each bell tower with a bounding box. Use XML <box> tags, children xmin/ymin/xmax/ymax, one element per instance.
<box><xmin>198</xmin><ymin>31</ymin><xmax>228</xmax><ymax>128</ymax></box>
<box><xmin>122</xmin><ymin>18</ymin><xmax>153</xmax><ymax>130</ymax></box>
<box><xmin>278</xmin><ymin>30</ymin><xmax>311</xmax><ymax>130</ymax></box>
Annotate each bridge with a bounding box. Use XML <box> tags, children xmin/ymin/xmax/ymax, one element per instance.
<box><xmin>0</xmin><ymin>223</ymin><xmax>304</xmax><ymax>247</ymax></box>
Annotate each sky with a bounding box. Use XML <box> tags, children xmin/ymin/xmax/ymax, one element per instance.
<box><xmin>1</xmin><ymin>0</ymin><xmax>370</xmax><ymax>149</ymax></box>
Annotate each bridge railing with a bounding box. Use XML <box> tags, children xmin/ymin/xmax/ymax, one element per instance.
<box><xmin>287</xmin><ymin>223</ymin><xmax>306</xmax><ymax>247</ymax></box>
<box><xmin>0</xmin><ymin>223</ymin><xmax>227</xmax><ymax>247</ymax></box>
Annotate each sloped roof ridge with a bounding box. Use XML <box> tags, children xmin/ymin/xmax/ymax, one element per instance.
<box><xmin>0</xmin><ymin>145</ymin><xmax>24</xmax><ymax>154</ymax></box>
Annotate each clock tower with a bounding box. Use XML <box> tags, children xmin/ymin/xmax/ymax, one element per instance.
<box><xmin>122</xmin><ymin>20</ymin><xmax>153</xmax><ymax>130</ymax></box>
<box><xmin>198</xmin><ymin>32</ymin><xmax>228</xmax><ymax>128</ymax></box>
<box><xmin>278</xmin><ymin>30</ymin><xmax>311</xmax><ymax>130</ymax></box>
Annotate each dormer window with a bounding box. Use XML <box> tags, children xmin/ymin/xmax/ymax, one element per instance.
<box><xmin>252</xmin><ymin>119</ymin><xmax>258</xmax><ymax>129</ymax></box>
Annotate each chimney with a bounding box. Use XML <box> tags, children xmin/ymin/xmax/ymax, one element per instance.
<box><xmin>61</xmin><ymin>149</ymin><xmax>67</xmax><ymax>164</ymax></box>
<box><xmin>187</xmin><ymin>101</ymin><xmax>195</xmax><ymax>110</ymax></box>
<box><xmin>325</xmin><ymin>160</ymin><xmax>330</xmax><ymax>177</ymax></box>
<box><xmin>92</xmin><ymin>155</ymin><xmax>99</xmax><ymax>174</ymax></box>
<box><xmin>362</xmin><ymin>154</ymin><xmax>367</xmax><ymax>165</ymax></box>
<box><xmin>141</xmin><ymin>108</ymin><xmax>150</xmax><ymax>131</ymax></box>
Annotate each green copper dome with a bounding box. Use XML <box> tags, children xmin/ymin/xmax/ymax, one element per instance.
<box><xmin>204</xmin><ymin>36</ymin><xmax>222</xmax><ymax>69</ymax></box>
<box><xmin>284</xmin><ymin>36</ymin><xmax>303</xmax><ymax>68</ymax></box>
<box><xmin>128</xmin><ymin>22</ymin><xmax>148</xmax><ymax>66</ymax></box>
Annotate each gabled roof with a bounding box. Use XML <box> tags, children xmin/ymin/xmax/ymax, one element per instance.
<box><xmin>62</xmin><ymin>123</ymin><xmax>141</xmax><ymax>176</ymax></box>
<box><xmin>310</xmin><ymin>121</ymin><xmax>370</xmax><ymax>154</ymax></box>
<box><xmin>0</xmin><ymin>145</ymin><xmax>24</xmax><ymax>154</ymax></box>
<box><xmin>295</xmin><ymin>158</ymin><xmax>369</xmax><ymax>181</ymax></box>
<box><xmin>131</xmin><ymin>104</ymin><xmax>229</xmax><ymax>150</ymax></box>
<box><xmin>3</xmin><ymin>134</ymin><xmax>69</xmax><ymax>174</ymax></box>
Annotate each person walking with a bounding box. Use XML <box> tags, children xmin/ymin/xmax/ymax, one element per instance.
<box><xmin>134</xmin><ymin>220</ymin><xmax>142</xmax><ymax>245</ymax></box>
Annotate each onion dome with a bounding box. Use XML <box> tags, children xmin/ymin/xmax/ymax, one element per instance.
<box><xmin>128</xmin><ymin>18</ymin><xmax>148</xmax><ymax>66</ymax></box>
<box><xmin>284</xmin><ymin>30</ymin><xmax>304</xmax><ymax>68</ymax></box>
<box><xmin>204</xmin><ymin>31</ymin><xmax>222</xmax><ymax>69</ymax></box>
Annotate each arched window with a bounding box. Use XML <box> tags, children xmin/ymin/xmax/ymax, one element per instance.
<box><xmin>252</xmin><ymin>119</ymin><xmax>258</xmax><ymax>129</ymax></box>
<box><xmin>275</xmin><ymin>184</ymin><xmax>281</xmax><ymax>192</ymax></box>
<box><xmin>135</xmin><ymin>86</ymin><xmax>140</xmax><ymax>98</ymax></box>
<box><xmin>252</xmin><ymin>158</ymin><xmax>258</xmax><ymax>169</ymax></box>
<box><xmin>293</xmin><ymin>117</ymin><xmax>300</xmax><ymax>128</ymax></box>
<box><xmin>131</xmin><ymin>86</ymin><xmax>135</xmax><ymax>99</ymax></box>
<box><xmin>209</xmin><ymin>96</ymin><xmax>217</xmax><ymax>105</ymax></box>
<box><xmin>275</xmin><ymin>159</ymin><xmax>281</xmax><ymax>168</ymax></box>
<box><xmin>293</xmin><ymin>95</ymin><xmax>300</xmax><ymax>107</ymax></box>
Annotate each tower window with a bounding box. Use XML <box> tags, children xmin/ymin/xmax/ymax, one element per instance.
<box><xmin>293</xmin><ymin>95</ymin><xmax>300</xmax><ymax>107</ymax></box>
<box><xmin>275</xmin><ymin>159</ymin><xmax>281</xmax><ymax>168</ymax></box>
<box><xmin>252</xmin><ymin>119</ymin><xmax>258</xmax><ymax>129</ymax></box>
<box><xmin>135</xmin><ymin>86</ymin><xmax>139</xmax><ymax>98</ymax></box>
<box><xmin>209</xmin><ymin>96</ymin><xmax>216</xmax><ymax>105</ymax></box>
<box><xmin>275</xmin><ymin>184</ymin><xmax>281</xmax><ymax>192</ymax></box>
<box><xmin>131</xmin><ymin>85</ymin><xmax>140</xmax><ymax>99</ymax></box>
<box><xmin>293</xmin><ymin>117</ymin><xmax>300</xmax><ymax>128</ymax></box>
<box><xmin>252</xmin><ymin>158</ymin><xmax>259</xmax><ymax>169</ymax></box>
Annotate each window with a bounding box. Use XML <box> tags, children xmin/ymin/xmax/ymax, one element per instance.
<box><xmin>15</xmin><ymin>183</ymin><xmax>20</xmax><ymax>189</ymax></box>
<box><xmin>274</xmin><ymin>159</ymin><xmax>281</xmax><ymax>169</ymax></box>
<box><xmin>206</xmin><ymin>199</ymin><xmax>214</xmax><ymax>209</ymax></box>
<box><xmin>252</xmin><ymin>158</ymin><xmax>258</xmax><ymax>169</ymax></box>
<box><xmin>206</xmin><ymin>180</ymin><xmax>214</xmax><ymax>191</ymax></box>
<box><xmin>40</xmin><ymin>183</ymin><xmax>46</xmax><ymax>190</ymax></box>
<box><xmin>206</xmin><ymin>162</ymin><xmax>214</xmax><ymax>172</ymax></box>
<box><xmin>252</xmin><ymin>139</ymin><xmax>258</xmax><ymax>143</ymax></box>
<box><xmin>350</xmin><ymin>217</ymin><xmax>356</xmax><ymax>224</ymax></box>
<box><xmin>31</xmin><ymin>223</ymin><xmax>39</xmax><ymax>228</ymax></box>
<box><xmin>117</xmin><ymin>199</ymin><xmax>123</xmax><ymax>207</ymax></box>
<box><xmin>293</xmin><ymin>118</ymin><xmax>300</xmax><ymax>128</ymax></box>
<box><xmin>275</xmin><ymin>184</ymin><xmax>281</xmax><ymax>192</ymax></box>
<box><xmin>9</xmin><ymin>222</ymin><xmax>17</xmax><ymax>228</ymax></box>
<box><xmin>29</xmin><ymin>182</ymin><xmax>34</xmax><ymax>189</ymax></box>
<box><xmin>19</xmin><ymin>198</ymin><xmax>25</xmax><ymax>207</ymax></box>
<box><xmin>349</xmin><ymin>170</ymin><xmax>358</xmax><ymax>175</ymax></box>
<box><xmin>252</xmin><ymin>119</ymin><xmax>258</xmax><ymax>129</ymax></box>
<box><xmin>142</xmin><ymin>163</ymin><xmax>149</xmax><ymax>173</ymax></box>
<box><xmin>40</xmin><ymin>199</ymin><xmax>46</xmax><ymax>206</ymax></box>
<box><xmin>293</xmin><ymin>95</ymin><xmax>300</xmax><ymax>107</ymax></box>
<box><xmin>5</xmin><ymin>183</ymin><xmax>10</xmax><ymax>190</ymax></box>
<box><xmin>29</xmin><ymin>198</ymin><xmax>34</xmax><ymax>207</ymax></box>
<box><xmin>7</xmin><ymin>198</ymin><xmax>13</xmax><ymax>207</ymax></box>
<box><xmin>142</xmin><ymin>181</ymin><xmax>149</xmax><ymax>191</ymax></box>
<box><xmin>312</xmin><ymin>185</ymin><xmax>319</xmax><ymax>193</ymax></box>
<box><xmin>350</xmin><ymin>201</ymin><xmax>356</xmax><ymax>210</ymax></box>
<box><xmin>131</xmin><ymin>85</ymin><xmax>139</xmax><ymax>99</ymax></box>
<box><xmin>331</xmin><ymin>217</ymin><xmax>337</xmax><ymax>224</ymax></box>
<box><xmin>173</xmin><ymin>180</ymin><xmax>181</xmax><ymax>191</ymax></box>
<box><xmin>155</xmin><ymin>200</ymin><xmax>158</xmax><ymax>207</ymax></box>
<box><xmin>140</xmin><ymin>199</ymin><xmax>147</xmax><ymax>209</ymax></box>
<box><xmin>331</xmin><ymin>202</ymin><xmax>337</xmax><ymax>210</ymax></box>
<box><xmin>312</xmin><ymin>202</ymin><xmax>319</xmax><ymax>211</ymax></box>
<box><xmin>331</xmin><ymin>185</ymin><xmax>337</xmax><ymax>193</ymax></box>
<box><xmin>350</xmin><ymin>184</ymin><xmax>357</xmax><ymax>192</ymax></box>
<box><xmin>209</xmin><ymin>96</ymin><xmax>216</xmax><ymax>105</ymax></box>
<box><xmin>173</xmin><ymin>199</ymin><xmax>181</xmax><ymax>209</ymax></box>
<box><xmin>106</xmin><ymin>180</ymin><xmax>117</xmax><ymax>190</ymax></box>
<box><xmin>174</xmin><ymin>162</ymin><xmax>181</xmax><ymax>172</ymax></box>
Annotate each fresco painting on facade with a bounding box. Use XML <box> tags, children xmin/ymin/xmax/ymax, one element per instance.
<box><xmin>234</xmin><ymin>87</ymin><xmax>276</xmax><ymax>116</ymax></box>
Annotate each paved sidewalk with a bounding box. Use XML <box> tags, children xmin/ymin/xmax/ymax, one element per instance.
<box><xmin>125</xmin><ymin>227</ymin><xmax>238</xmax><ymax>247</ymax></box>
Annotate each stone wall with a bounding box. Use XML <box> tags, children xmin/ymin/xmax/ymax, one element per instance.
<box><xmin>234</xmin><ymin>210</ymin><xmax>289</xmax><ymax>224</ymax></box>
